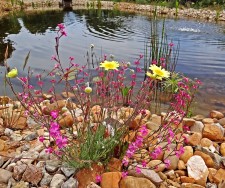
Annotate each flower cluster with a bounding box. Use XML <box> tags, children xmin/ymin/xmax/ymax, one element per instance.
<box><xmin>5</xmin><ymin>23</ymin><xmax>200</xmax><ymax>173</ymax></box>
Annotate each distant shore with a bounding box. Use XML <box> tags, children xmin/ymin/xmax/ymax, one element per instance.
<box><xmin>0</xmin><ymin>0</ymin><xmax>225</xmax><ymax>23</ymax></box>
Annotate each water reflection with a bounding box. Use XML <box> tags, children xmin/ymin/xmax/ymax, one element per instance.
<box><xmin>0</xmin><ymin>14</ymin><xmax>21</xmax><ymax>65</ymax></box>
<box><xmin>0</xmin><ymin>9</ymin><xmax>225</xmax><ymax>115</ymax></box>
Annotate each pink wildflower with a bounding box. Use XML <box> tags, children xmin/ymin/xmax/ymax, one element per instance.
<box><xmin>160</xmin><ymin>57</ymin><xmax>165</xmax><ymax>61</ymax></box>
<box><xmin>152</xmin><ymin>59</ymin><xmax>157</xmax><ymax>65</ymax></box>
<box><xmin>37</xmin><ymin>81</ymin><xmax>44</xmax><ymax>87</ymax></box>
<box><xmin>39</xmin><ymin>136</ymin><xmax>44</xmax><ymax>142</ymax></box>
<box><xmin>57</xmin><ymin>23</ymin><xmax>65</xmax><ymax>30</ymax></box>
<box><xmin>164</xmin><ymin>159</ymin><xmax>171</xmax><ymax>168</ymax></box>
<box><xmin>49</xmin><ymin>122</ymin><xmax>60</xmax><ymax>137</ymax></box>
<box><xmin>139</xmin><ymin>125</ymin><xmax>148</xmax><ymax>137</ymax></box>
<box><xmin>122</xmin><ymin>157</ymin><xmax>129</xmax><ymax>167</ymax></box>
<box><xmin>169</xmin><ymin>42</ymin><xmax>174</xmax><ymax>47</ymax></box>
<box><xmin>142</xmin><ymin>160</ymin><xmax>147</xmax><ymax>168</ymax></box>
<box><xmin>56</xmin><ymin>136</ymin><xmax>68</xmax><ymax>149</ymax></box>
<box><xmin>51</xmin><ymin>55</ymin><xmax>57</xmax><ymax>61</ymax></box>
<box><xmin>50</xmin><ymin>110</ymin><xmax>59</xmax><ymax>119</ymax></box>
<box><xmin>45</xmin><ymin>147</ymin><xmax>53</xmax><ymax>154</ymax></box>
<box><xmin>122</xmin><ymin>171</ymin><xmax>128</xmax><ymax>178</ymax></box>
<box><xmin>135</xmin><ymin>167</ymin><xmax>141</xmax><ymax>174</ymax></box>
<box><xmin>69</xmin><ymin>56</ymin><xmax>74</xmax><ymax>61</ymax></box>
<box><xmin>96</xmin><ymin>175</ymin><xmax>102</xmax><ymax>183</ymax></box>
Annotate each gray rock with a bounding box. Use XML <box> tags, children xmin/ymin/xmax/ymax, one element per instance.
<box><xmin>12</xmin><ymin>181</ymin><xmax>29</xmax><ymax>188</ymax></box>
<box><xmin>24</xmin><ymin>132</ymin><xmax>38</xmax><ymax>141</ymax></box>
<box><xmin>10</xmin><ymin>134</ymin><xmax>23</xmax><ymax>141</ymax></box>
<box><xmin>36</xmin><ymin>161</ymin><xmax>46</xmax><ymax>170</ymax></box>
<box><xmin>13</xmin><ymin>164</ymin><xmax>27</xmax><ymax>181</ymax></box>
<box><xmin>190</xmin><ymin>121</ymin><xmax>204</xmax><ymax>133</ymax></box>
<box><xmin>61</xmin><ymin>177</ymin><xmax>78</xmax><ymax>188</ymax></box>
<box><xmin>6</xmin><ymin>163</ymin><xmax>16</xmax><ymax>172</ymax></box>
<box><xmin>40</xmin><ymin>172</ymin><xmax>52</xmax><ymax>186</ymax></box>
<box><xmin>61</xmin><ymin>166</ymin><xmax>76</xmax><ymax>177</ymax></box>
<box><xmin>86</xmin><ymin>182</ymin><xmax>101</xmax><ymax>188</ymax></box>
<box><xmin>21</xmin><ymin>144</ymin><xmax>30</xmax><ymax>152</ymax></box>
<box><xmin>46</xmin><ymin>160</ymin><xmax>61</xmax><ymax>173</ymax></box>
<box><xmin>4</xmin><ymin>128</ymin><xmax>13</xmax><ymax>136</ymax></box>
<box><xmin>7</xmin><ymin>177</ymin><xmax>16</xmax><ymax>188</ymax></box>
<box><xmin>206</xmin><ymin>183</ymin><xmax>217</xmax><ymax>188</ymax></box>
<box><xmin>0</xmin><ymin>168</ymin><xmax>12</xmax><ymax>183</ymax></box>
<box><xmin>20</xmin><ymin>151</ymin><xmax>39</xmax><ymax>164</ymax></box>
<box><xmin>33</xmin><ymin>144</ymin><xmax>45</xmax><ymax>152</ymax></box>
<box><xmin>195</xmin><ymin>145</ymin><xmax>222</xmax><ymax>169</ymax></box>
<box><xmin>128</xmin><ymin>165</ymin><xmax>163</xmax><ymax>185</ymax></box>
<box><xmin>39</xmin><ymin>149</ymin><xmax>50</xmax><ymax>160</ymax></box>
<box><xmin>0</xmin><ymin>156</ymin><xmax>6</xmax><ymax>167</ymax></box>
<box><xmin>50</xmin><ymin>174</ymin><xmax>66</xmax><ymax>188</ymax></box>
<box><xmin>141</xmin><ymin>168</ymin><xmax>163</xmax><ymax>185</ymax></box>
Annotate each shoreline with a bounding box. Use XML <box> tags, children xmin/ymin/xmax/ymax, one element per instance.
<box><xmin>0</xmin><ymin>0</ymin><xmax>225</xmax><ymax>23</ymax></box>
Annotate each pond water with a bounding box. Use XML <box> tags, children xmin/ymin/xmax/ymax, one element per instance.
<box><xmin>0</xmin><ymin>9</ymin><xmax>225</xmax><ymax>115</ymax></box>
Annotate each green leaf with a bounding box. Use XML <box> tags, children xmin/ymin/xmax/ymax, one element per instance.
<box><xmin>121</xmin><ymin>86</ymin><xmax>131</xmax><ymax>97</ymax></box>
<box><xmin>23</xmin><ymin>51</ymin><xmax>31</xmax><ymax>71</ymax></box>
<box><xmin>92</xmin><ymin>76</ymin><xmax>101</xmax><ymax>83</ymax></box>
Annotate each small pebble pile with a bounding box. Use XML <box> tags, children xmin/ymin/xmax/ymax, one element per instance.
<box><xmin>0</xmin><ymin>95</ymin><xmax>225</xmax><ymax>188</ymax></box>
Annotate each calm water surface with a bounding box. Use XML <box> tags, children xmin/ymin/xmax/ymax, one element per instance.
<box><xmin>0</xmin><ymin>9</ymin><xmax>225</xmax><ymax>115</ymax></box>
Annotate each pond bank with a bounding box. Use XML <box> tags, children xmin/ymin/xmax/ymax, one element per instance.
<box><xmin>0</xmin><ymin>0</ymin><xmax>225</xmax><ymax>22</ymax></box>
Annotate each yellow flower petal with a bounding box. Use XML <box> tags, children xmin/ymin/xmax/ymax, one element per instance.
<box><xmin>6</xmin><ymin>68</ymin><xmax>18</xmax><ymax>78</ymax></box>
<box><xmin>146</xmin><ymin>72</ymin><xmax>156</xmax><ymax>79</ymax></box>
<box><xmin>100</xmin><ymin>60</ymin><xmax>120</xmax><ymax>71</ymax></box>
<box><xmin>149</xmin><ymin>64</ymin><xmax>170</xmax><ymax>79</ymax></box>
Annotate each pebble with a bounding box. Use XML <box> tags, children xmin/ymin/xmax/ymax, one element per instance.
<box><xmin>24</xmin><ymin>132</ymin><xmax>38</xmax><ymax>141</ymax></box>
<box><xmin>61</xmin><ymin>177</ymin><xmax>78</xmax><ymax>188</ymax></box>
<box><xmin>40</xmin><ymin>172</ymin><xmax>53</xmax><ymax>186</ymax></box>
<box><xmin>0</xmin><ymin>168</ymin><xmax>12</xmax><ymax>183</ymax></box>
<box><xmin>50</xmin><ymin>174</ymin><xmax>66</xmax><ymax>188</ymax></box>
<box><xmin>45</xmin><ymin>160</ymin><xmax>61</xmax><ymax>173</ymax></box>
<box><xmin>61</xmin><ymin>166</ymin><xmax>76</xmax><ymax>177</ymax></box>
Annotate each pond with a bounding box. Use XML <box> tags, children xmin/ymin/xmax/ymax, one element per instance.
<box><xmin>0</xmin><ymin>9</ymin><xmax>225</xmax><ymax>115</ymax></box>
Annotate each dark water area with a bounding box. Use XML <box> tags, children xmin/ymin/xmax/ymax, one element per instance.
<box><xmin>0</xmin><ymin>9</ymin><xmax>225</xmax><ymax>116</ymax></box>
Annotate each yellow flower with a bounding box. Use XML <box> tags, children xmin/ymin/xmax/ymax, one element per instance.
<box><xmin>146</xmin><ymin>72</ymin><xmax>157</xmax><ymax>80</ymax></box>
<box><xmin>100</xmin><ymin>60</ymin><xmax>120</xmax><ymax>71</ymax></box>
<box><xmin>149</xmin><ymin>64</ymin><xmax>170</xmax><ymax>80</ymax></box>
<box><xmin>84</xmin><ymin>87</ymin><xmax>92</xmax><ymax>94</ymax></box>
<box><xmin>6</xmin><ymin>68</ymin><xmax>18</xmax><ymax>78</ymax></box>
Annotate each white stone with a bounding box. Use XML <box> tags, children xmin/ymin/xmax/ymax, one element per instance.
<box><xmin>0</xmin><ymin>169</ymin><xmax>12</xmax><ymax>183</ymax></box>
<box><xmin>187</xmin><ymin>155</ymin><xmax>209</xmax><ymax>186</ymax></box>
<box><xmin>50</xmin><ymin>174</ymin><xmax>66</xmax><ymax>188</ymax></box>
<box><xmin>190</xmin><ymin>121</ymin><xmax>204</xmax><ymax>133</ymax></box>
<box><xmin>40</xmin><ymin>172</ymin><xmax>53</xmax><ymax>186</ymax></box>
<box><xmin>61</xmin><ymin>177</ymin><xmax>78</xmax><ymax>188</ymax></box>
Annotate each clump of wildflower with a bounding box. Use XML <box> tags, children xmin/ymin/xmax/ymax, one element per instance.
<box><xmin>100</xmin><ymin>60</ymin><xmax>120</xmax><ymax>70</ymax></box>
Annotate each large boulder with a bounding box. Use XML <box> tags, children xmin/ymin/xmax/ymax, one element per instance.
<box><xmin>187</xmin><ymin>156</ymin><xmax>209</xmax><ymax>187</ymax></box>
<box><xmin>203</xmin><ymin>123</ymin><xmax>224</xmax><ymax>141</ymax></box>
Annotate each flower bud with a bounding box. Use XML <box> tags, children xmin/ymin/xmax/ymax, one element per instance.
<box><xmin>61</xmin><ymin>106</ymin><xmax>68</xmax><ymax>112</ymax></box>
<box><xmin>84</xmin><ymin>86</ymin><xmax>92</xmax><ymax>94</ymax></box>
<box><xmin>6</xmin><ymin>68</ymin><xmax>18</xmax><ymax>78</ymax></box>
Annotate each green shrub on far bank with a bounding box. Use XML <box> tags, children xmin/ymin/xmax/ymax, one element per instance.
<box><xmin>106</xmin><ymin>0</ymin><xmax>225</xmax><ymax>9</ymax></box>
